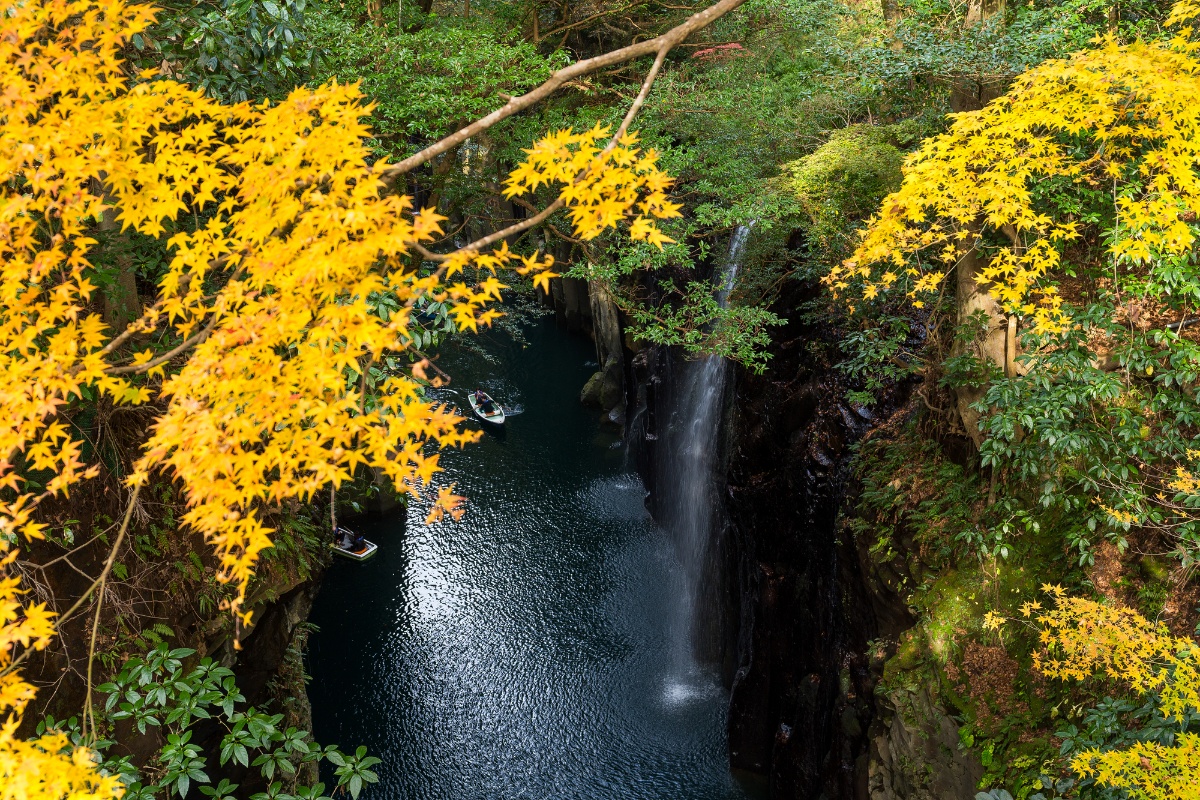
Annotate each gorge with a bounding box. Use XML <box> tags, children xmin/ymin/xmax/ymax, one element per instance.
<box><xmin>302</xmin><ymin>222</ymin><xmax>974</xmax><ymax>799</ymax></box>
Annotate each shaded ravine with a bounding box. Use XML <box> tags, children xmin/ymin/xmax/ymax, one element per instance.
<box><xmin>306</xmin><ymin>320</ymin><xmax>752</xmax><ymax>800</ymax></box>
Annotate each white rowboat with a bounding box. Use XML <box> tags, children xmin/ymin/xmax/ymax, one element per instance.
<box><xmin>468</xmin><ymin>390</ymin><xmax>505</xmax><ymax>425</ymax></box>
<box><xmin>331</xmin><ymin>530</ymin><xmax>378</xmax><ymax>561</ymax></box>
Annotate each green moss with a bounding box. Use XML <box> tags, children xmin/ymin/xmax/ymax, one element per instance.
<box><xmin>1138</xmin><ymin>554</ymin><xmax>1171</xmax><ymax>583</ymax></box>
<box><xmin>784</xmin><ymin>124</ymin><xmax>905</xmax><ymax>260</ymax></box>
<box><xmin>852</xmin><ymin>427</ymin><xmax>1089</xmax><ymax>795</ymax></box>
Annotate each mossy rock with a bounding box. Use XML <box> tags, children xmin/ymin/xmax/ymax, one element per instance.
<box><xmin>1138</xmin><ymin>554</ymin><xmax>1171</xmax><ymax>583</ymax></box>
<box><xmin>784</xmin><ymin>124</ymin><xmax>904</xmax><ymax>255</ymax></box>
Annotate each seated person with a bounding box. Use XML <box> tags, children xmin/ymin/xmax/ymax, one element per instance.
<box><xmin>474</xmin><ymin>392</ymin><xmax>495</xmax><ymax>415</ymax></box>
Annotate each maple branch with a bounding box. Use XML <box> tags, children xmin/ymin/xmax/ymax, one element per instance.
<box><xmin>616</xmin><ymin>46</ymin><xmax>669</xmax><ymax>141</ymax></box>
<box><xmin>413</xmin><ymin>52</ymin><xmax>668</xmax><ymax>261</ymax></box>
<box><xmin>104</xmin><ymin>312</ymin><xmax>222</xmax><ymax>376</ymax></box>
<box><xmin>411</xmin><ymin>242</ymin><xmax>443</xmax><ymax>262</ymax></box>
<box><xmin>378</xmin><ymin>0</ymin><xmax>749</xmax><ymax>186</ymax></box>
<box><xmin>99</xmin><ymin>315</ymin><xmax>155</xmax><ymax>355</ymax></box>
<box><xmin>415</xmin><ymin>199</ymin><xmax>565</xmax><ymax>261</ymax></box>
<box><xmin>509</xmin><ymin>194</ymin><xmax>587</xmax><ymax>246</ymax></box>
<box><xmin>407</xmin><ymin>6</ymin><xmax>680</xmax><ymax>262</ymax></box>
<box><xmin>407</xmin><ymin>347</ymin><xmax>452</xmax><ymax>383</ymax></box>
<box><xmin>99</xmin><ymin>268</ymin><xmax>213</xmax><ymax>356</ymax></box>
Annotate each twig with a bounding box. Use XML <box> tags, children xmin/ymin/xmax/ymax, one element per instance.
<box><xmin>20</xmin><ymin>519</ymin><xmax>117</xmax><ymax>570</ymax></box>
<box><xmin>539</xmin><ymin>0</ymin><xmax>642</xmax><ymax>40</ymax></box>
<box><xmin>407</xmin><ymin>347</ymin><xmax>452</xmax><ymax>383</ymax></box>
<box><xmin>614</xmin><ymin>45</ymin><xmax>668</xmax><ymax>141</ymax></box>
<box><xmin>415</xmin><ymin>200</ymin><xmax>566</xmax><ymax>261</ymax></box>
<box><xmin>105</xmin><ymin>312</ymin><xmax>222</xmax><ymax>376</ymax></box>
<box><xmin>82</xmin><ymin>482</ymin><xmax>141</xmax><ymax>740</ymax></box>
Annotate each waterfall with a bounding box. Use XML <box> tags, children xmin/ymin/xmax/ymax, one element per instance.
<box><xmin>658</xmin><ymin>224</ymin><xmax>751</xmax><ymax>702</ymax></box>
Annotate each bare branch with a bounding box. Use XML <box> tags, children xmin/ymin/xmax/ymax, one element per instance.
<box><xmin>539</xmin><ymin>1</ymin><xmax>644</xmax><ymax>40</ymax></box>
<box><xmin>615</xmin><ymin>46</ymin><xmax>669</xmax><ymax>141</ymax></box>
<box><xmin>407</xmin><ymin>348</ymin><xmax>452</xmax><ymax>383</ymax></box>
<box><xmin>378</xmin><ymin>0</ymin><xmax>749</xmax><ymax>186</ymax></box>
<box><xmin>82</xmin><ymin>483</ymin><xmax>141</xmax><ymax>740</ymax></box>
<box><xmin>0</xmin><ymin>486</ymin><xmax>139</xmax><ymax>686</ymax></box>
<box><xmin>416</xmin><ymin>199</ymin><xmax>565</xmax><ymax>261</ymax></box>
<box><xmin>98</xmin><ymin>315</ymin><xmax>156</xmax><ymax>356</ymax></box>
<box><xmin>510</xmin><ymin>195</ymin><xmax>587</xmax><ymax>246</ymax></box>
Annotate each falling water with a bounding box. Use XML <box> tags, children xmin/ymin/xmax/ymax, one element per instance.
<box><xmin>657</xmin><ymin>224</ymin><xmax>752</xmax><ymax>702</ymax></box>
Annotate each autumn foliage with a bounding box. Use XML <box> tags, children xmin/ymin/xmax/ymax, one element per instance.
<box><xmin>828</xmin><ymin>1</ymin><xmax>1200</xmax><ymax>336</ymax></box>
<box><xmin>1032</xmin><ymin>590</ymin><xmax>1200</xmax><ymax>800</ymax></box>
<box><xmin>0</xmin><ymin>0</ymin><xmax>682</xmax><ymax>793</ymax></box>
<box><xmin>827</xmin><ymin>0</ymin><xmax>1200</xmax><ymax>793</ymax></box>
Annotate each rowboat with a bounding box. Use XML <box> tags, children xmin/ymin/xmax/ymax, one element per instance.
<box><xmin>468</xmin><ymin>390</ymin><xmax>505</xmax><ymax>425</ymax></box>
<box><xmin>331</xmin><ymin>529</ymin><xmax>378</xmax><ymax>561</ymax></box>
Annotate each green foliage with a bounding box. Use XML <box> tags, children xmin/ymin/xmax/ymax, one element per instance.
<box><xmin>838</xmin><ymin>313</ymin><xmax>918</xmax><ymax>405</ymax></box>
<box><xmin>311</xmin><ymin>9</ymin><xmax>568</xmax><ymax>147</ymax></box>
<box><xmin>625</xmin><ymin>276</ymin><xmax>785</xmax><ymax>372</ymax></box>
<box><xmin>853</xmin><ymin>432</ymin><xmax>980</xmax><ymax>571</ymax></box>
<box><xmin>637</xmin><ymin>0</ymin><xmax>880</xmax><ymax>226</ymax></box>
<box><xmin>134</xmin><ymin>0</ymin><xmax>316</xmax><ymax>102</ymax></box>
<box><xmin>852</xmin><ymin>0</ymin><xmax>1174</xmax><ymax>113</ymax></box>
<box><xmin>52</xmin><ymin>644</ymin><xmax>378</xmax><ymax>800</ymax></box>
<box><xmin>1053</xmin><ymin>694</ymin><xmax>1199</xmax><ymax>800</ymax></box>
<box><xmin>980</xmin><ymin>301</ymin><xmax>1200</xmax><ymax>566</ymax></box>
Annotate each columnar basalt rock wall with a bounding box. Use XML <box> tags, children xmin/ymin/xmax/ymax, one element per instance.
<box><xmin>722</xmin><ymin>280</ymin><xmax>880</xmax><ymax>799</ymax></box>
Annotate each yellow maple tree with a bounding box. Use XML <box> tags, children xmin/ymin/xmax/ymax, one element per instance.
<box><xmin>1032</xmin><ymin>589</ymin><xmax>1200</xmax><ymax>800</ymax></box>
<box><xmin>829</xmin><ymin>1</ymin><xmax>1200</xmax><ymax>336</ymax></box>
<box><xmin>0</xmin><ymin>0</ymin><xmax>699</xmax><ymax>793</ymax></box>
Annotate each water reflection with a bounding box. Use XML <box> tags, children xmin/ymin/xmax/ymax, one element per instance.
<box><xmin>307</xmin><ymin>320</ymin><xmax>749</xmax><ymax>800</ymax></box>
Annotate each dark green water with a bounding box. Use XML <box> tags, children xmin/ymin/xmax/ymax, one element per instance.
<box><xmin>306</xmin><ymin>319</ymin><xmax>750</xmax><ymax>800</ymax></box>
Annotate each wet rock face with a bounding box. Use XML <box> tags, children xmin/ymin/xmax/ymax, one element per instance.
<box><xmin>723</xmin><ymin>280</ymin><xmax>884</xmax><ymax>800</ymax></box>
<box><xmin>623</xmin><ymin>261</ymin><xmax>976</xmax><ymax>798</ymax></box>
<box><xmin>867</xmin><ymin>688</ymin><xmax>984</xmax><ymax>800</ymax></box>
<box><xmin>580</xmin><ymin>355</ymin><xmax>623</xmax><ymax>411</ymax></box>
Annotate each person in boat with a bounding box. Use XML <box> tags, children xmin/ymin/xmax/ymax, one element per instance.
<box><xmin>352</xmin><ymin>531</ymin><xmax>367</xmax><ymax>552</ymax></box>
<box><xmin>473</xmin><ymin>389</ymin><xmax>496</xmax><ymax>415</ymax></box>
<box><xmin>336</xmin><ymin>527</ymin><xmax>353</xmax><ymax>549</ymax></box>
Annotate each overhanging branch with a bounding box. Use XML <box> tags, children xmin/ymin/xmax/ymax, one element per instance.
<box><xmin>378</xmin><ymin>0</ymin><xmax>749</xmax><ymax>188</ymax></box>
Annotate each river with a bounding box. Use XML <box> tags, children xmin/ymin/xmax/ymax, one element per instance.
<box><xmin>306</xmin><ymin>318</ymin><xmax>751</xmax><ymax>800</ymax></box>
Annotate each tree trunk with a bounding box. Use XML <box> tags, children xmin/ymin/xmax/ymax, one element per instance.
<box><xmin>404</xmin><ymin>0</ymin><xmax>435</xmax><ymax>31</ymax></box>
<box><xmin>964</xmin><ymin>0</ymin><xmax>1005</xmax><ymax>26</ymax></box>
<box><xmin>951</xmin><ymin>0</ymin><xmax>1007</xmax><ymax>112</ymax></box>
<box><xmin>94</xmin><ymin>182</ymin><xmax>142</xmax><ymax>334</ymax></box>
<box><xmin>950</xmin><ymin>224</ymin><xmax>1007</xmax><ymax>448</ymax></box>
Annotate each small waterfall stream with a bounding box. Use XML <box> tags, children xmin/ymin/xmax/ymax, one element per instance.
<box><xmin>657</xmin><ymin>224</ymin><xmax>751</xmax><ymax>697</ymax></box>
